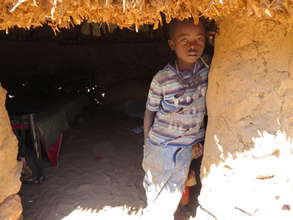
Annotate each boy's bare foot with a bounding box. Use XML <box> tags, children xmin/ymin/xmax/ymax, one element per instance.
<box><xmin>174</xmin><ymin>205</ymin><xmax>194</xmax><ymax>220</ymax></box>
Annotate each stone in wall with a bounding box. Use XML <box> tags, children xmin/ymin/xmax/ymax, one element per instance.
<box><xmin>0</xmin><ymin>86</ymin><xmax>22</xmax><ymax>219</ymax></box>
<box><xmin>195</xmin><ymin>18</ymin><xmax>293</xmax><ymax>220</ymax></box>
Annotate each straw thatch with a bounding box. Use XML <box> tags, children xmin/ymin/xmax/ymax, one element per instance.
<box><xmin>1</xmin><ymin>0</ymin><xmax>293</xmax><ymax>31</ymax></box>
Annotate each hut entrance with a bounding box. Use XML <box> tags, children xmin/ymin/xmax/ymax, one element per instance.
<box><xmin>2</xmin><ymin>3</ymin><xmax>293</xmax><ymax>218</ymax></box>
<box><xmin>0</xmin><ymin>22</ymin><xmax>214</xmax><ymax>220</ymax></box>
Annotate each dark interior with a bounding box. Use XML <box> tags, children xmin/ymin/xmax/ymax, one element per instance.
<box><xmin>1</xmin><ymin>22</ymin><xmax>213</xmax><ymax>220</ymax></box>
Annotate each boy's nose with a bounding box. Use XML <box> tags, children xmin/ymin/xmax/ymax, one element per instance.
<box><xmin>188</xmin><ymin>41</ymin><xmax>197</xmax><ymax>49</ymax></box>
<box><xmin>188</xmin><ymin>42</ymin><xmax>204</xmax><ymax>52</ymax></box>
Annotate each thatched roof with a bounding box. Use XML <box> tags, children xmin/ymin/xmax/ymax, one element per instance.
<box><xmin>1</xmin><ymin>0</ymin><xmax>293</xmax><ymax>31</ymax></box>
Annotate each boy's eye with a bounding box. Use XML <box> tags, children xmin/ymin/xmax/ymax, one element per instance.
<box><xmin>180</xmin><ymin>38</ymin><xmax>188</xmax><ymax>43</ymax></box>
<box><xmin>198</xmin><ymin>37</ymin><xmax>205</xmax><ymax>42</ymax></box>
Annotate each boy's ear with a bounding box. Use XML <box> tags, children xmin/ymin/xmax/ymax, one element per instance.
<box><xmin>168</xmin><ymin>40</ymin><xmax>175</xmax><ymax>51</ymax></box>
<box><xmin>207</xmin><ymin>31</ymin><xmax>216</xmax><ymax>46</ymax></box>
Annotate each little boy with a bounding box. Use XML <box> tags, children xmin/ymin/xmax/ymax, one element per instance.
<box><xmin>142</xmin><ymin>18</ymin><xmax>210</xmax><ymax>219</ymax></box>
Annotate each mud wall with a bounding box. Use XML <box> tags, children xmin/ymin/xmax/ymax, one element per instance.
<box><xmin>196</xmin><ymin>18</ymin><xmax>293</xmax><ymax>219</ymax></box>
<box><xmin>0</xmin><ymin>86</ymin><xmax>22</xmax><ymax>220</ymax></box>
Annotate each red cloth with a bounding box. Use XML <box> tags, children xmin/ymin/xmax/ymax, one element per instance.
<box><xmin>47</xmin><ymin>134</ymin><xmax>63</xmax><ymax>167</ymax></box>
<box><xmin>12</xmin><ymin>124</ymin><xmax>28</xmax><ymax>130</ymax></box>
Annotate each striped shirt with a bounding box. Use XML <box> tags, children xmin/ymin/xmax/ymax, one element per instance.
<box><xmin>146</xmin><ymin>61</ymin><xmax>209</xmax><ymax>148</ymax></box>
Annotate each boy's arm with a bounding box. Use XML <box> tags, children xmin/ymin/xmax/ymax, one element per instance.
<box><xmin>144</xmin><ymin>72</ymin><xmax>163</xmax><ymax>144</ymax></box>
<box><xmin>143</xmin><ymin>109</ymin><xmax>156</xmax><ymax>144</ymax></box>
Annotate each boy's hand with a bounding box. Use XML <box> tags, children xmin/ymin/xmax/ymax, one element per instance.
<box><xmin>192</xmin><ymin>142</ymin><xmax>203</xmax><ymax>159</ymax></box>
<box><xmin>143</xmin><ymin>109</ymin><xmax>156</xmax><ymax>145</ymax></box>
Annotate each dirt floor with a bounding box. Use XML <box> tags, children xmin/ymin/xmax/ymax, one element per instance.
<box><xmin>20</xmin><ymin>107</ymin><xmax>200</xmax><ymax>220</ymax></box>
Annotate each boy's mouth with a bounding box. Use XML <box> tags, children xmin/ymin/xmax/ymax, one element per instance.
<box><xmin>187</xmin><ymin>53</ymin><xmax>199</xmax><ymax>57</ymax></box>
<box><xmin>187</xmin><ymin>50</ymin><xmax>199</xmax><ymax>56</ymax></box>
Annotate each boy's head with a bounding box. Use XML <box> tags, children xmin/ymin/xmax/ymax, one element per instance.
<box><xmin>168</xmin><ymin>18</ymin><xmax>206</xmax><ymax>66</ymax></box>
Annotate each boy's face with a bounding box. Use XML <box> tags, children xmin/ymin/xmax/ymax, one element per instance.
<box><xmin>168</xmin><ymin>22</ymin><xmax>206</xmax><ymax>65</ymax></box>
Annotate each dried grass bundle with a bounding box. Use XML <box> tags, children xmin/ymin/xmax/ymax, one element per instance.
<box><xmin>0</xmin><ymin>0</ymin><xmax>292</xmax><ymax>31</ymax></box>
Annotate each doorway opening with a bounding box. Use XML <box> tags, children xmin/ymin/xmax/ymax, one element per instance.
<box><xmin>0</xmin><ymin>19</ymin><xmax>215</xmax><ymax>220</ymax></box>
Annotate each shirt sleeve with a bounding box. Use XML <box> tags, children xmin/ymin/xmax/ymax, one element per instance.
<box><xmin>146</xmin><ymin>74</ymin><xmax>163</xmax><ymax>112</ymax></box>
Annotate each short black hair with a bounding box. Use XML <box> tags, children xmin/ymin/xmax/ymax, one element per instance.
<box><xmin>167</xmin><ymin>17</ymin><xmax>214</xmax><ymax>40</ymax></box>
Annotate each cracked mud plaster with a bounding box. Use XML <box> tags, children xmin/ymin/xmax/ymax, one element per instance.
<box><xmin>195</xmin><ymin>17</ymin><xmax>293</xmax><ymax>220</ymax></box>
<box><xmin>0</xmin><ymin>86</ymin><xmax>22</xmax><ymax>220</ymax></box>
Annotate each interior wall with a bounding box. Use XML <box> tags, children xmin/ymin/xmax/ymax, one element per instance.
<box><xmin>0</xmin><ymin>41</ymin><xmax>170</xmax><ymax>83</ymax></box>
<box><xmin>1</xmin><ymin>40</ymin><xmax>172</xmax><ymax>108</ymax></box>
<box><xmin>196</xmin><ymin>17</ymin><xmax>293</xmax><ymax>219</ymax></box>
<box><xmin>0</xmin><ymin>86</ymin><xmax>22</xmax><ymax>220</ymax></box>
